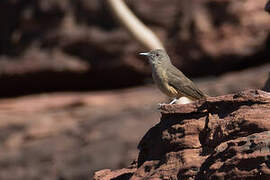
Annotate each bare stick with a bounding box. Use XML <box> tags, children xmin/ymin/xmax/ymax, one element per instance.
<box><xmin>107</xmin><ymin>0</ymin><xmax>165</xmax><ymax>50</ymax></box>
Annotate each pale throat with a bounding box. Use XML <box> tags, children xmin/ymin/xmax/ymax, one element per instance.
<box><xmin>150</xmin><ymin>58</ymin><xmax>170</xmax><ymax>71</ymax></box>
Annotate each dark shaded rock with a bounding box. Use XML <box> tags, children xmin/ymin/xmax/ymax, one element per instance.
<box><xmin>198</xmin><ymin>131</ymin><xmax>270</xmax><ymax>179</ymax></box>
<box><xmin>95</xmin><ymin>90</ymin><xmax>270</xmax><ymax>179</ymax></box>
<box><xmin>266</xmin><ymin>0</ymin><xmax>270</xmax><ymax>13</ymax></box>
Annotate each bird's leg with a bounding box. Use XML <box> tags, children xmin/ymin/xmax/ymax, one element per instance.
<box><xmin>169</xmin><ymin>98</ymin><xmax>178</xmax><ymax>104</ymax></box>
<box><xmin>158</xmin><ymin>98</ymin><xmax>177</xmax><ymax>110</ymax></box>
<box><xmin>158</xmin><ymin>103</ymin><xmax>166</xmax><ymax>108</ymax></box>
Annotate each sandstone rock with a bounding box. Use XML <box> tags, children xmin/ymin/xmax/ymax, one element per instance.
<box><xmin>0</xmin><ymin>87</ymin><xmax>164</xmax><ymax>180</ymax></box>
<box><xmin>94</xmin><ymin>89</ymin><xmax>270</xmax><ymax>179</ymax></box>
<box><xmin>199</xmin><ymin>131</ymin><xmax>270</xmax><ymax>179</ymax></box>
<box><xmin>1</xmin><ymin>76</ymin><xmax>270</xmax><ymax>179</ymax></box>
<box><xmin>93</xmin><ymin>168</ymin><xmax>136</xmax><ymax>180</ymax></box>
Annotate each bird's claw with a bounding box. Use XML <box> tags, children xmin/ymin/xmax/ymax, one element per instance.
<box><xmin>158</xmin><ymin>103</ymin><xmax>166</xmax><ymax>109</ymax></box>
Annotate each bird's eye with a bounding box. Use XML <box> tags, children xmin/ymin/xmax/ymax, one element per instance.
<box><xmin>156</xmin><ymin>54</ymin><xmax>159</xmax><ymax>57</ymax></box>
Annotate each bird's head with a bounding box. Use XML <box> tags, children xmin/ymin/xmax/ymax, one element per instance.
<box><xmin>139</xmin><ymin>49</ymin><xmax>170</xmax><ymax>65</ymax></box>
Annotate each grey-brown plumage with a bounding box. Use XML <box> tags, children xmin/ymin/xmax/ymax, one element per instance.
<box><xmin>140</xmin><ymin>49</ymin><xmax>206</xmax><ymax>103</ymax></box>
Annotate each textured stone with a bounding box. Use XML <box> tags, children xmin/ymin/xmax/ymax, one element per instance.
<box><xmin>95</xmin><ymin>90</ymin><xmax>270</xmax><ymax>179</ymax></box>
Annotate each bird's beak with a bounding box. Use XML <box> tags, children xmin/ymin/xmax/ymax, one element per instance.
<box><xmin>139</xmin><ymin>52</ymin><xmax>150</xmax><ymax>56</ymax></box>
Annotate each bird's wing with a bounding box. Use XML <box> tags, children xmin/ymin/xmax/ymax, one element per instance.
<box><xmin>166</xmin><ymin>66</ymin><xmax>206</xmax><ymax>100</ymax></box>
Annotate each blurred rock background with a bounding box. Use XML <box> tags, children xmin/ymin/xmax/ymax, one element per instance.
<box><xmin>0</xmin><ymin>0</ymin><xmax>269</xmax><ymax>179</ymax></box>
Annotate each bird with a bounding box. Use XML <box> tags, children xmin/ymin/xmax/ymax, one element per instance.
<box><xmin>139</xmin><ymin>49</ymin><xmax>207</xmax><ymax>104</ymax></box>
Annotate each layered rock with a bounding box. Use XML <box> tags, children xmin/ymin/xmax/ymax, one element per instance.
<box><xmin>0</xmin><ymin>72</ymin><xmax>269</xmax><ymax>179</ymax></box>
<box><xmin>94</xmin><ymin>89</ymin><xmax>270</xmax><ymax>179</ymax></box>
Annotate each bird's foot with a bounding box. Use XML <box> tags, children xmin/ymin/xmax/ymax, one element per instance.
<box><xmin>158</xmin><ymin>103</ymin><xmax>166</xmax><ymax>109</ymax></box>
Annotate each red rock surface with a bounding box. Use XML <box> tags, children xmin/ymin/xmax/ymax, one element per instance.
<box><xmin>0</xmin><ymin>63</ymin><xmax>269</xmax><ymax>179</ymax></box>
<box><xmin>0</xmin><ymin>87</ymin><xmax>163</xmax><ymax>180</ymax></box>
<box><xmin>94</xmin><ymin>90</ymin><xmax>270</xmax><ymax>179</ymax></box>
<box><xmin>0</xmin><ymin>60</ymin><xmax>269</xmax><ymax>179</ymax></box>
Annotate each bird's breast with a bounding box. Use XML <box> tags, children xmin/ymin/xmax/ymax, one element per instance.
<box><xmin>152</xmin><ymin>68</ymin><xmax>178</xmax><ymax>98</ymax></box>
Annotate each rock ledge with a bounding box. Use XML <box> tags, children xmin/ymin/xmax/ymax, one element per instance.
<box><xmin>94</xmin><ymin>89</ymin><xmax>270</xmax><ymax>180</ymax></box>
